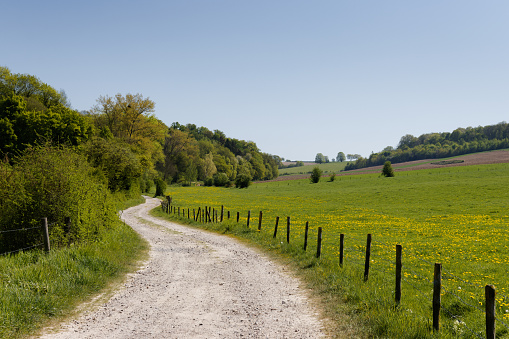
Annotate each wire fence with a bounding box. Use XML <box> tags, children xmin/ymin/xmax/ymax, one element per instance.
<box><xmin>0</xmin><ymin>219</ymin><xmax>55</xmax><ymax>256</ymax></box>
<box><xmin>163</xmin><ymin>198</ymin><xmax>504</xmax><ymax>338</ymax></box>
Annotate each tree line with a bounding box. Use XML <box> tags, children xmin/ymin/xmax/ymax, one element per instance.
<box><xmin>0</xmin><ymin>67</ymin><xmax>280</xmax><ymax>251</ymax></box>
<box><xmin>344</xmin><ymin>123</ymin><xmax>509</xmax><ymax>171</ymax></box>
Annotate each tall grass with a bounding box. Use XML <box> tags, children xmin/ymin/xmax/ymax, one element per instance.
<box><xmin>0</xmin><ymin>201</ymin><xmax>148</xmax><ymax>339</ymax></box>
<box><xmin>159</xmin><ymin>163</ymin><xmax>509</xmax><ymax>338</ymax></box>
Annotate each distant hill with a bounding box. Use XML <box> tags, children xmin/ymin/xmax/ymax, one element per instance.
<box><xmin>345</xmin><ymin>122</ymin><xmax>509</xmax><ymax>171</ymax></box>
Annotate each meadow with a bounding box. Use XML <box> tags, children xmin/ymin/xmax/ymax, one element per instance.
<box><xmin>161</xmin><ymin>163</ymin><xmax>509</xmax><ymax>338</ymax></box>
<box><xmin>278</xmin><ymin>161</ymin><xmax>350</xmax><ymax>176</ymax></box>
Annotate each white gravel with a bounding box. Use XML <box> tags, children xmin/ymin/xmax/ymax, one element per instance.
<box><xmin>38</xmin><ymin>197</ymin><xmax>326</xmax><ymax>338</ymax></box>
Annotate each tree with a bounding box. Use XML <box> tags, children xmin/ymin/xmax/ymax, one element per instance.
<box><xmin>336</xmin><ymin>152</ymin><xmax>346</xmax><ymax>162</ymax></box>
<box><xmin>382</xmin><ymin>161</ymin><xmax>395</xmax><ymax>177</ymax></box>
<box><xmin>310</xmin><ymin>166</ymin><xmax>322</xmax><ymax>183</ymax></box>
<box><xmin>315</xmin><ymin>153</ymin><xmax>326</xmax><ymax>163</ymax></box>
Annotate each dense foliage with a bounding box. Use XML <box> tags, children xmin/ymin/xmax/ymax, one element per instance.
<box><xmin>0</xmin><ymin>146</ymin><xmax>117</xmax><ymax>253</ymax></box>
<box><xmin>163</xmin><ymin>122</ymin><xmax>281</xmax><ymax>185</ymax></box>
<box><xmin>345</xmin><ymin>122</ymin><xmax>509</xmax><ymax>170</ymax></box>
<box><xmin>0</xmin><ymin>67</ymin><xmax>282</xmax><ymax>252</ymax></box>
<box><xmin>0</xmin><ymin>67</ymin><xmax>91</xmax><ymax>155</ymax></box>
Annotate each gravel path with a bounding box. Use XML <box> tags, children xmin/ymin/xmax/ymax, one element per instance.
<box><xmin>39</xmin><ymin>197</ymin><xmax>326</xmax><ymax>338</ymax></box>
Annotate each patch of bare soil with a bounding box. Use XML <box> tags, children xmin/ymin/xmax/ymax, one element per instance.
<box><xmin>38</xmin><ymin>197</ymin><xmax>326</xmax><ymax>338</ymax></box>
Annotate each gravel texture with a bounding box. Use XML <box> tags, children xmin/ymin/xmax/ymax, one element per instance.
<box><xmin>39</xmin><ymin>197</ymin><xmax>325</xmax><ymax>338</ymax></box>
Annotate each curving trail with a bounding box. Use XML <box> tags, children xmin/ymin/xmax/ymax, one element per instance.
<box><xmin>39</xmin><ymin>197</ymin><xmax>326</xmax><ymax>338</ymax></box>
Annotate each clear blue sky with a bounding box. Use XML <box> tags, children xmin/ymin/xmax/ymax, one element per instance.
<box><xmin>3</xmin><ymin>1</ymin><xmax>509</xmax><ymax>161</ymax></box>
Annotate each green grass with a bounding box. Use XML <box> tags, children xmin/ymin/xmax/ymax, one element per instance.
<box><xmin>159</xmin><ymin>163</ymin><xmax>509</xmax><ymax>338</ymax></box>
<box><xmin>278</xmin><ymin>161</ymin><xmax>350</xmax><ymax>176</ymax></box>
<box><xmin>0</xmin><ymin>198</ymin><xmax>148</xmax><ymax>339</ymax></box>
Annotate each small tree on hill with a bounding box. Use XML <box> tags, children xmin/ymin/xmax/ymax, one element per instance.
<box><xmin>310</xmin><ymin>166</ymin><xmax>322</xmax><ymax>183</ymax></box>
<box><xmin>382</xmin><ymin>161</ymin><xmax>395</xmax><ymax>177</ymax></box>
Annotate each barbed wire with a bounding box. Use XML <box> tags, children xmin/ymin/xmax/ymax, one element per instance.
<box><xmin>401</xmin><ymin>276</ymin><xmax>433</xmax><ymax>303</ymax></box>
<box><xmin>0</xmin><ymin>243</ymin><xmax>43</xmax><ymax>256</ymax></box>
<box><xmin>495</xmin><ymin>316</ymin><xmax>509</xmax><ymax>332</ymax></box>
<box><xmin>0</xmin><ymin>225</ymin><xmax>41</xmax><ymax>234</ymax></box>
<box><xmin>441</xmin><ymin>285</ymin><xmax>484</xmax><ymax>314</ymax></box>
<box><xmin>402</xmin><ymin>265</ymin><xmax>434</xmax><ymax>284</ymax></box>
<box><xmin>439</xmin><ymin>302</ymin><xmax>484</xmax><ymax>339</ymax></box>
<box><xmin>442</xmin><ymin>270</ymin><xmax>484</xmax><ymax>289</ymax></box>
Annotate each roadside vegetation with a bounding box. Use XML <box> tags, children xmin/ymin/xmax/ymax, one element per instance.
<box><xmin>157</xmin><ymin>162</ymin><xmax>509</xmax><ymax>338</ymax></box>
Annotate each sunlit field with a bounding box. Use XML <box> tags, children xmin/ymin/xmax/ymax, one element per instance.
<box><xmin>278</xmin><ymin>161</ymin><xmax>349</xmax><ymax>176</ymax></box>
<box><xmin>161</xmin><ymin>163</ymin><xmax>509</xmax><ymax>338</ymax></box>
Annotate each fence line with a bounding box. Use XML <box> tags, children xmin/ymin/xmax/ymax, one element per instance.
<box><xmin>0</xmin><ymin>218</ymin><xmax>63</xmax><ymax>256</ymax></box>
<box><xmin>161</xmin><ymin>198</ymin><xmax>503</xmax><ymax>338</ymax></box>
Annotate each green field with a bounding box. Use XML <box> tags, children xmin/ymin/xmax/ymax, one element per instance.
<box><xmin>278</xmin><ymin>161</ymin><xmax>350</xmax><ymax>176</ymax></box>
<box><xmin>162</xmin><ymin>163</ymin><xmax>509</xmax><ymax>338</ymax></box>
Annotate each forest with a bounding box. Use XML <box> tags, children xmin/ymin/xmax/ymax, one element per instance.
<box><xmin>344</xmin><ymin>123</ymin><xmax>509</xmax><ymax>170</ymax></box>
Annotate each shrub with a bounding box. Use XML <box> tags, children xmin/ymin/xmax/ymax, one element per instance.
<box><xmin>310</xmin><ymin>166</ymin><xmax>322</xmax><ymax>183</ymax></box>
<box><xmin>235</xmin><ymin>173</ymin><xmax>251</xmax><ymax>188</ymax></box>
<box><xmin>204</xmin><ymin>177</ymin><xmax>214</xmax><ymax>186</ymax></box>
<box><xmin>154</xmin><ymin>178</ymin><xmax>167</xmax><ymax>197</ymax></box>
<box><xmin>329</xmin><ymin>172</ymin><xmax>336</xmax><ymax>182</ymax></box>
<box><xmin>213</xmin><ymin>172</ymin><xmax>229</xmax><ymax>187</ymax></box>
<box><xmin>0</xmin><ymin>145</ymin><xmax>117</xmax><ymax>252</ymax></box>
<box><xmin>382</xmin><ymin>161</ymin><xmax>395</xmax><ymax>177</ymax></box>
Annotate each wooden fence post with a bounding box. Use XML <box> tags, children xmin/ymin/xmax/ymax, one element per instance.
<box><xmin>221</xmin><ymin>205</ymin><xmax>224</xmax><ymax>222</ymax></box>
<box><xmin>193</xmin><ymin>209</ymin><xmax>196</xmax><ymax>220</ymax></box>
<box><xmin>286</xmin><ymin>217</ymin><xmax>291</xmax><ymax>243</ymax></box>
<box><xmin>339</xmin><ymin>234</ymin><xmax>344</xmax><ymax>266</ymax></box>
<box><xmin>304</xmin><ymin>221</ymin><xmax>309</xmax><ymax>251</ymax></box>
<box><xmin>395</xmin><ymin>244</ymin><xmax>402</xmax><ymax>305</ymax></box>
<box><xmin>188</xmin><ymin>208</ymin><xmax>190</xmax><ymax>219</ymax></box>
<box><xmin>247</xmin><ymin>211</ymin><xmax>251</xmax><ymax>227</ymax></box>
<box><xmin>237</xmin><ymin>212</ymin><xmax>240</xmax><ymax>223</ymax></box>
<box><xmin>178</xmin><ymin>207</ymin><xmax>180</xmax><ymax>217</ymax></box>
<box><xmin>364</xmin><ymin>234</ymin><xmax>371</xmax><ymax>282</ymax></box>
<box><xmin>316</xmin><ymin>227</ymin><xmax>322</xmax><ymax>258</ymax></box>
<box><xmin>41</xmin><ymin>218</ymin><xmax>50</xmax><ymax>252</ymax></box>
<box><xmin>258</xmin><ymin>211</ymin><xmax>263</xmax><ymax>231</ymax></box>
<box><xmin>433</xmin><ymin>263</ymin><xmax>442</xmax><ymax>333</ymax></box>
<box><xmin>273</xmin><ymin>216</ymin><xmax>279</xmax><ymax>238</ymax></box>
<box><xmin>228</xmin><ymin>211</ymin><xmax>230</xmax><ymax>219</ymax></box>
<box><xmin>486</xmin><ymin>284</ymin><xmax>496</xmax><ymax>339</ymax></box>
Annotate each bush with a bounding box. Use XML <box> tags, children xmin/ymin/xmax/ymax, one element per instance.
<box><xmin>213</xmin><ymin>172</ymin><xmax>229</xmax><ymax>187</ymax></box>
<box><xmin>235</xmin><ymin>173</ymin><xmax>251</xmax><ymax>188</ymax></box>
<box><xmin>154</xmin><ymin>178</ymin><xmax>167</xmax><ymax>197</ymax></box>
<box><xmin>0</xmin><ymin>145</ymin><xmax>117</xmax><ymax>252</ymax></box>
<box><xmin>204</xmin><ymin>177</ymin><xmax>214</xmax><ymax>186</ymax></box>
<box><xmin>382</xmin><ymin>161</ymin><xmax>395</xmax><ymax>177</ymax></box>
<box><xmin>329</xmin><ymin>172</ymin><xmax>336</xmax><ymax>182</ymax></box>
<box><xmin>310</xmin><ymin>166</ymin><xmax>322</xmax><ymax>183</ymax></box>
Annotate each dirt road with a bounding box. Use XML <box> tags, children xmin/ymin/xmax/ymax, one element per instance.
<box><xmin>39</xmin><ymin>197</ymin><xmax>325</xmax><ymax>338</ymax></box>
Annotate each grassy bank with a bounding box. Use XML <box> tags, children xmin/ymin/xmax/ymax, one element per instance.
<box><xmin>157</xmin><ymin>163</ymin><xmax>509</xmax><ymax>338</ymax></box>
<box><xmin>0</xmin><ymin>198</ymin><xmax>149</xmax><ymax>339</ymax></box>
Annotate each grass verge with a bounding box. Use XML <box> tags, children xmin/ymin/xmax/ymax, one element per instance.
<box><xmin>0</xmin><ymin>197</ymin><xmax>149</xmax><ymax>339</ymax></box>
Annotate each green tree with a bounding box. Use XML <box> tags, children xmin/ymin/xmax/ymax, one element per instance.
<box><xmin>85</xmin><ymin>137</ymin><xmax>142</xmax><ymax>192</ymax></box>
<box><xmin>310</xmin><ymin>166</ymin><xmax>322</xmax><ymax>183</ymax></box>
<box><xmin>382</xmin><ymin>161</ymin><xmax>395</xmax><ymax>177</ymax></box>
<box><xmin>154</xmin><ymin>178</ymin><xmax>167</xmax><ymax>197</ymax></box>
<box><xmin>337</xmin><ymin>152</ymin><xmax>346</xmax><ymax>162</ymax></box>
<box><xmin>315</xmin><ymin>153</ymin><xmax>326</xmax><ymax>164</ymax></box>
